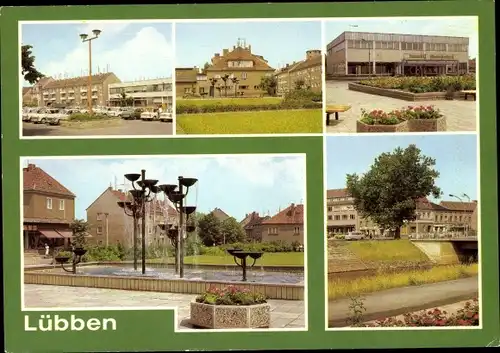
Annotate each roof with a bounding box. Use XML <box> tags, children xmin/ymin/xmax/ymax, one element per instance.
<box><xmin>241</xmin><ymin>211</ymin><xmax>269</xmax><ymax>229</ymax></box>
<box><xmin>439</xmin><ymin>201</ymin><xmax>477</xmax><ymax>212</ymax></box>
<box><xmin>43</xmin><ymin>73</ymin><xmax>118</xmax><ymax>89</ymax></box>
<box><xmin>327</xmin><ymin>188</ymin><xmax>350</xmax><ymax>198</ymax></box>
<box><xmin>211</xmin><ymin>207</ymin><xmax>231</xmax><ymax>221</ymax></box>
<box><xmin>34</xmin><ymin>77</ymin><xmax>53</xmax><ymax>88</ymax></box>
<box><xmin>262</xmin><ymin>203</ymin><xmax>304</xmax><ymax>225</ymax></box>
<box><xmin>206</xmin><ymin>46</ymin><xmax>275</xmax><ymax>72</ymax></box>
<box><xmin>22</xmin><ymin>87</ymin><xmax>32</xmax><ymax>96</ymax></box>
<box><xmin>416</xmin><ymin>198</ymin><xmax>448</xmax><ymax>211</ymax></box>
<box><xmin>23</xmin><ymin>164</ymin><xmax>75</xmax><ymax>197</ymax></box>
<box><xmin>289</xmin><ymin>54</ymin><xmax>322</xmax><ymax>72</ymax></box>
<box><xmin>176</xmin><ymin>68</ymin><xmax>198</xmax><ymax>83</ymax></box>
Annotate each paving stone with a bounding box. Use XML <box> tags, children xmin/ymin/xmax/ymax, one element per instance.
<box><xmin>325</xmin><ymin>81</ymin><xmax>477</xmax><ymax>133</ymax></box>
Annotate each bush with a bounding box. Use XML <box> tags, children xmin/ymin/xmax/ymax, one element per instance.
<box><xmin>360</xmin><ymin>75</ymin><xmax>476</xmax><ymax>93</ymax></box>
<box><xmin>68</xmin><ymin>113</ymin><xmax>111</xmax><ymax>121</ymax></box>
<box><xmin>283</xmin><ymin>89</ymin><xmax>322</xmax><ymax>103</ymax></box>
<box><xmin>360</xmin><ymin>105</ymin><xmax>443</xmax><ymax>125</ymax></box>
<box><xmin>197</xmin><ymin>240</ymin><xmax>298</xmax><ymax>255</ymax></box>
<box><xmin>55</xmin><ymin>250</ymin><xmax>72</xmax><ymax>258</ymax></box>
<box><xmin>196</xmin><ymin>285</ymin><xmax>267</xmax><ymax>306</ymax></box>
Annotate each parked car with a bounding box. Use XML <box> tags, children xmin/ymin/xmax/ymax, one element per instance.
<box><xmin>22</xmin><ymin>108</ymin><xmax>40</xmax><ymax>122</ymax></box>
<box><xmin>140</xmin><ymin>109</ymin><xmax>159</xmax><ymax>121</ymax></box>
<box><xmin>45</xmin><ymin>109</ymin><xmax>74</xmax><ymax>125</ymax></box>
<box><xmin>30</xmin><ymin>108</ymin><xmax>53</xmax><ymax>124</ymax></box>
<box><xmin>119</xmin><ymin>107</ymin><xmax>142</xmax><ymax>120</ymax></box>
<box><xmin>159</xmin><ymin>110</ymin><xmax>173</xmax><ymax>122</ymax></box>
<box><xmin>345</xmin><ymin>231</ymin><xmax>366</xmax><ymax>241</ymax></box>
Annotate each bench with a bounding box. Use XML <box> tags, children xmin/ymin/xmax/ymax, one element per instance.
<box><xmin>326</xmin><ymin>105</ymin><xmax>351</xmax><ymax>126</ymax></box>
<box><xmin>462</xmin><ymin>90</ymin><xmax>476</xmax><ymax>101</ymax></box>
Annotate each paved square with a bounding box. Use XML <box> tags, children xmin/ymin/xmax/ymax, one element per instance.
<box><xmin>24</xmin><ymin>284</ymin><xmax>305</xmax><ymax>330</ymax></box>
<box><xmin>325</xmin><ymin>81</ymin><xmax>477</xmax><ymax>133</ymax></box>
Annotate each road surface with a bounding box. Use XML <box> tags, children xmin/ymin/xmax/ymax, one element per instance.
<box><xmin>22</xmin><ymin>120</ymin><xmax>173</xmax><ymax>137</ymax></box>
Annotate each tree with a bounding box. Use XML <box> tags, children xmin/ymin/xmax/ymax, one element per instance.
<box><xmin>197</xmin><ymin>213</ymin><xmax>223</xmax><ymax>246</ymax></box>
<box><xmin>220</xmin><ymin>217</ymin><xmax>246</xmax><ymax>244</ymax></box>
<box><xmin>69</xmin><ymin>219</ymin><xmax>90</xmax><ymax>248</ymax></box>
<box><xmin>231</xmin><ymin>77</ymin><xmax>239</xmax><ymax>97</ymax></box>
<box><xmin>119</xmin><ymin>92</ymin><xmax>134</xmax><ymax>107</ymax></box>
<box><xmin>259</xmin><ymin>75</ymin><xmax>278</xmax><ymax>96</ymax></box>
<box><xmin>203</xmin><ymin>62</ymin><xmax>210</xmax><ymax>70</ymax></box>
<box><xmin>21</xmin><ymin>45</ymin><xmax>45</xmax><ymax>84</ymax></box>
<box><xmin>346</xmin><ymin>144</ymin><xmax>441</xmax><ymax>239</ymax></box>
<box><xmin>221</xmin><ymin>74</ymin><xmax>230</xmax><ymax>97</ymax></box>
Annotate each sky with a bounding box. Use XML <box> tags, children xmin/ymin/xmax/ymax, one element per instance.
<box><xmin>325</xmin><ymin>16</ymin><xmax>478</xmax><ymax>59</ymax></box>
<box><xmin>22</xmin><ymin>21</ymin><xmax>173</xmax><ymax>86</ymax></box>
<box><xmin>23</xmin><ymin>155</ymin><xmax>306</xmax><ymax>221</ymax></box>
<box><xmin>175</xmin><ymin>21</ymin><xmax>322</xmax><ymax>70</ymax></box>
<box><xmin>326</xmin><ymin>134</ymin><xmax>478</xmax><ymax>203</ymax></box>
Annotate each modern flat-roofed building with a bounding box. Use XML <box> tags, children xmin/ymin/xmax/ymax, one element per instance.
<box><xmin>108</xmin><ymin>78</ymin><xmax>173</xmax><ymax>108</ymax></box>
<box><xmin>326</xmin><ymin>31</ymin><xmax>470</xmax><ymax>77</ymax></box>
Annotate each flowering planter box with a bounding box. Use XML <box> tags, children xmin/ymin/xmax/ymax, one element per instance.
<box><xmin>189</xmin><ymin>301</ymin><xmax>271</xmax><ymax>329</ymax></box>
<box><xmin>407</xmin><ymin>116</ymin><xmax>447</xmax><ymax>132</ymax></box>
<box><xmin>356</xmin><ymin>120</ymin><xmax>409</xmax><ymax>133</ymax></box>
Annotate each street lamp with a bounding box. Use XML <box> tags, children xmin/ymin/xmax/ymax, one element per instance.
<box><xmin>158</xmin><ymin>176</ymin><xmax>198</xmax><ymax>278</ymax></box>
<box><xmin>361</xmin><ymin>39</ymin><xmax>372</xmax><ymax>76</ymax></box>
<box><xmin>119</xmin><ymin>170</ymin><xmax>161</xmax><ymax>274</ymax></box>
<box><xmin>462</xmin><ymin>193</ymin><xmax>471</xmax><ymax>202</ymax></box>
<box><xmin>79</xmin><ymin>29</ymin><xmax>102</xmax><ymax>115</ymax></box>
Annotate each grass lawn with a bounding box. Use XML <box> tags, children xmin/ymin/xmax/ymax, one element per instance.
<box><xmin>177</xmin><ymin>97</ymin><xmax>283</xmax><ymax>107</ymax></box>
<box><xmin>154</xmin><ymin>252</ymin><xmax>304</xmax><ymax>266</ymax></box>
<box><xmin>328</xmin><ymin>263</ymin><xmax>478</xmax><ymax>300</ymax></box>
<box><xmin>344</xmin><ymin>239</ymin><xmax>430</xmax><ymax>265</ymax></box>
<box><xmin>176</xmin><ymin>109</ymin><xmax>322</xmax><ymax>134</ymax></box>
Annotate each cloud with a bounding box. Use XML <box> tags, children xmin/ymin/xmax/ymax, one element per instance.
<box><xmin>43</xmin><ymin>25</ymin><xmax>173</xmax><ymax>81</ymax></box>
<box><xmin>76</xmin><ymin>21</ymin><xmax>130</xmax><ymax>38</ymax></box>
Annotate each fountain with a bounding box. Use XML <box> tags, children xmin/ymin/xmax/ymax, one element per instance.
<box><xmin>54</xmin><ymin>247</ymin><xmax>88</xmax><ymax>274</ymax></box>
<box><xmin>227</xmin><ymin>248</ymin><xmax>264</xmax><ymax>282</ymax></box>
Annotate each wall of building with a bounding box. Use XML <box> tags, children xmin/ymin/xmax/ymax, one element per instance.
<box><xmin>260</xmin><ymin>224</ymin><xmax>304</xmax><ymax>245</ymax></box>
<box><xmin>23</xmin><ymin>192</ymin><xmax>75</xmax><ymax>223</ymax></box>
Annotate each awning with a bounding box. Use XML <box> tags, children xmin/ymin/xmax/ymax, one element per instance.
<box><xmin>402</xmin><ymin>60</ymin><xmax>458</xmax><ymax>66</ymax></box>
<box><xmin>39</xmin><ymin>229</ymin><xmax>64</xmax><ymax>239</ymax></box>
<box><xmin>56</xmin><ymin>230</ymin><xmax>73</xmax><ymax>238</ymax></box>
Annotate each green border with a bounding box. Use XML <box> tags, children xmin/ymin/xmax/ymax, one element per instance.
<box><xmin>2</xmin><ymin>1</ymin><xmax>498</xmax><ymax>351</ymax></box>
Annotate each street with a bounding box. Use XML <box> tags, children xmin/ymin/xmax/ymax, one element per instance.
<box><xmin>325</xmin><ymin>81</ymin><xmax>477</xmax><ymax>133</ymax></box>
<box><xmin>22</xmin><ymin>119</ymin><xmax>173</xmax><ymax>137</ymax></box>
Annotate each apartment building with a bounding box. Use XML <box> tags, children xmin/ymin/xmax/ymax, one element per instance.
<box><xmin>38</xmin><ymin>73</ymin><xmax>120</xmax><ymax>107</ymax></box>
<box><xmin>326</xmin><ymin>31</ymin><xmax>470</xmax><ymax>77</ymax></box>
<box><xmin>86</xmin><ymin>187</ymin><xmax>177</xmax><ymax>247</ymax></box>
<box><xmin>260</xmin><ymin>203</ymin><xmax>304</xmax><ymax>245</ymax></box>
<box><xmin>23</xmin><ymin>163</ymin><xmax>76</xmax><ymax>251</ymax></box>
<box><xmin>108</xmin><ymin>78</ymin><xmax>173</xmax><ymax>108</ymax></box>
<box><xmin>326</xmin><ymin>188</ymin><xmax>478</xmax><ymax>236</ymax></box>
<box><xmin>175</xmin><ymin>67</ymin><xmax>211</xmax><ymax>98</ymax></box>
<box><xmin>276</xmin><ymin>50</ymin><xmax>323</xmax><ymax>95</ymax></box>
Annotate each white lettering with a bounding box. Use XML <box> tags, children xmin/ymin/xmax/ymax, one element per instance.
<box><xmin>24</xmin><ymin>315</ymin><xmax>37</xmax><ymax>331</ymax></box>
<box><xmin>71</xmin><ymin>315</ymin><xmax>85</xmax><ymax>331</ymax></box>
<box><xmin>86</xmin><ymin>318</ymin><xmax>101</xmax><ymax>331</ymax></box>
<box><xmin>23</xmin><ymin>314</ymin><xmax>117</xmax><ymax>331</ymax></box>
<box><xmin>39</xmin><ymin>314</ymin><xmax>52</xmax><ymax>332</ymax></box>
<box><xmin>102</xmin><ymin>318</ymin><xmax>117</xmax><ymax>331</ymax></box>
<box><xmin>54</xmin><ymin>315</ymin><xmax>69</xmax><ymax>331</ymax></box>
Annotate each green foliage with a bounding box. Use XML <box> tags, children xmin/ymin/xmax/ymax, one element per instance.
<box><xmin>221</xmin><ymin>217</ymin><xmax>246</xmax><ymax>244</ymax></box>
<box><xmin>360</xmin><ymin>75</ymin><xmax>476</xmax><ymax>93</ymax></box>
<box><xmin>69</xmin><ymin>219</ymin><xmax>90</xmax><ymax>248</ymax></box>
<box><xmin>176</xmin><ymin>101</ymin><xmax>319</xmax><ymax>114</ymax></box>
<box><xmin>83</xmin><ymin>245</ymin><xmax>123</xmax><ymax>262</ymax></box>
<box><xmin>283</xmin><ymin>88</ymin><xmax>322</xmax><ymax>103</ymax></box>
<box><xmin>197</xmin><ymin>213</ymin><xmax>224</xmax><ymax>246</ymax></box>
<box><xmin>55</xmin><ymin>250</ymin><xmax>72</xmax><ymax>258</ymax></box>
<box><xmin>259</xmin><ymin>75</ymin><xmax>278</xmax><ymax>96</ymax></box>
<box><xmin>294</xmin><ymin>79</ymin><xmax>306</xmax><ymax>90</ymax></box>
<box><xmin>360</xmin><ymin>106</ymin><xmax>443</xmax><ymax>125</ymax></box>
<box><xmin>68</xmin><ymin>113</ymin><xmax>111</xmax><ymax>121</ymax></box>
<box><xmin>196</xmin><ymin>285</ymin><xmax>268</xmax><ymax>306</ymax></box>
<box><xmin>21</xmin><ymin>45</ymin><xmax>45</xmax><ymax>84</ymax></box>
<box><xmin>198</xmin><ymin>240</ymin><xmax>298</xmax><ymax>255</ymax></box>
<box><xmin>346</xmin><ymin>294</ymin><xmax>367</xmax><ymax>326</ymax></box>
<box><xmin>346</xmin><ymin>145</ymin><xmax>441</xmax><ymax>238</ymax></box>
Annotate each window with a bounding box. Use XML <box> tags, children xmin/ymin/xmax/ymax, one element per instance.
<box><xmin>328</xmin><ymin>215</ymin><xmax>333</xmax><ymax>220</ymax></box>
<box><xmin>241</xmin><ymin>72</ymin><xmax>248</xmax><ymax>80</ymax></box>
<box><xmin>59</xmin><ymin>200</ymin><xmax>65</xmax><ymax>210</ymax></box>
<box><xmin>328</xmin><ymin>207</ymin><xmax>332</xmax><ymax>211</ymax></box>
<box><xmin>96</xmin><ymin>213</ymin><xmax>103</xmax><ymax>221</ymax></box>
<box><xmin>335</xmin><ymin>215</ymin><xmax>340</xmax><ymax>220</ymax></box>
<box><xmin>268</xmin><ymin>227</ymin><xmax>278</xmax><ymax>235</ymax></box>
<box><xmin>46</xmin><ymin>198</ymin><xmax>52</xmax><ymax>209</ymax></box>
<box><xmin>350</xmin><ymin>214</ymin><xmax>355</xmax><ymax>220</ymax></box>
<box><xmin>97</xmin><ymin>226</ymin><xmax>103</xmax><ymax>234</ymax></box>
<box><xmin>199</xmin><ymin>87</ymin><xmax>205</xmax><ymax>94</ymax></box>
<box><xmin>184</xmin><ymin>88</ymin><xmax>191</xmax><ymax>94</ymax></box>
<box><xmin>342</xmin><ymin>215</ymin><xmax>348</xmax><ymax>220</ymax></box>
<box><xmin>294</xmin><ymin>227</ymin><xmax>300</xmax><ymax>235</ymax></box>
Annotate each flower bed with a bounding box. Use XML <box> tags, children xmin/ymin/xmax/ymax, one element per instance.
<box><xmin>190</xmin><ymin>285</ymin><xmax>271</xmax><ymax>329</ymax></box>
<box><xmin>357</xmin><ymin>106</ymin><xmax>445</xmax><ymax>133</ymax></box>
<box><xmin>359</xmin><ymin>75</ymin><xmax>476</xmax><ymax>94</ymax></box>
<box><xmin>361</xmin><ymin>298</ymin><xmax>479</xmax><ymax>327</ymax></box>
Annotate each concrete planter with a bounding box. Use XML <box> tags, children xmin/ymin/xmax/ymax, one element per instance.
<box><xmin>356</xmin><ymin>119</ymin><xmax>409</xmax><ymax>133</ymax></box>
<box><xmin>407</xmin><ymin>116</ymin><xmax>447</xmax><ymax>132</ymax></box>
<box><xmin>190</xmin><ymin>301</ymin><xmax>271</xmax><ymax>329</ymax></box>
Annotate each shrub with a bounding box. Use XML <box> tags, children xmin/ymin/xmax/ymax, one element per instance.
<box><xmin>55</xmin><ymin>250</ymin><xmax>72</xmax><ymax>258</ymax></box>
<box><xmin>360</xmin><ymin>75</ymin><xmax>476</xmax><ymax>93</ymax></box>
<box><xmin>402</xmin><ymin>105</ymin><xmax>443</xmax><ymax>120</ymax></box>
<box><xmin>82</xmin><ymin>245</ymin><xmax>123</xmax><ymax>262</ymax></box>
<box><xmin>196</xmin><ymin>285</ymin><xmax>267</xmax><ymax>306</ymax></box>
<box><xmin>360</xmin><ymin>108</ymin><xmax>405</xmax><ymax>125</ymax></box>
<box><xmin>68</xmin><ymin>113</ymin><xmax>110</xmax><ymax>121</ymax></box>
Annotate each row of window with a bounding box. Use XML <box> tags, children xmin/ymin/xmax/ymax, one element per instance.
<box><xmin>346</xmin><ymin>40</ymin><xmax>468</xmax><ymax>52</ymax></box>
<box><xmin>43</xmin><ymin>86</ymin><xmax>100</xmax><ymax>94</ymax></box>
<box><xmin>46</xmin><ymin>198</ymin><xmax>65</xmax><ymax>210</ymax></box>
<box><xmin>327</xmin><ymin>205</ymin><xmax>355</xmax><ymax>211</ymax></box>
<box><xmin>327</xmin><ymin>214</ymin><xmax>356</xmax><ymax>221</ymax></box>
<box><xmin>109</xmin><ymin>84</ymin><xmax>172</xmax><ymax>95</ymax></box>
<box><xmin>267</xmin><ymin>227</ymin><xmax>301</xmax><ymax>235</ymax></box>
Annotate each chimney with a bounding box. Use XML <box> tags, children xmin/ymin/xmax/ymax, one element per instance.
<box><xmin>27</xmin><ymin>163</ymin><xmax>36</xmax><ymax>170</ymax></box>
<box><xmin>214</xmin><ymin>53</ymin><xmax>220</xmax><ymax>57</ymax></box>
<box><xmin>248</xmin><ymin>44</ymin><xmax>251</xmax><ymax>52</ymax></box>
<box><xmin>222</xmin><ymin>49</ymin><xmax>228</xmax><ymax>56</ymax></box>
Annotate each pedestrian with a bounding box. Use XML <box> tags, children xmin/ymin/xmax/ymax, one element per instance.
<box><xmin>44</xmin><ymin>243</ymin><xmax>50</xmax><ymax>257</ymax></box>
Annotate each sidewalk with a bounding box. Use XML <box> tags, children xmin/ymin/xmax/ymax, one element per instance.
<box><xmin>328</xmin><ymin>276</ymin><xmax>478</xmax><ymax>327</ymax></box>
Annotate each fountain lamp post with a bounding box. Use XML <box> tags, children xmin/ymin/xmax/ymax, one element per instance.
<box><xmin>117</xmin><ymin>199</ymin><xmax>142</xmax><ymax>271</ymax></box>
<box><xmin>158</xmin><ymin>176</ymin><xmax>198</xmax><ymax>278</ymax></box>
<box><xmin>55</xmin><ymin>247</ymin><xmax>87</xmax><ymax>274</ymax></box>
<box><xmin>227</xmin><ymin>249</ymin><xmax>263</xmax><ymax>282</ymax></box>
<box><xmin>119</xmin><ymin>170</ymin><xmax>161</xmax><ymax>274</ymax></box>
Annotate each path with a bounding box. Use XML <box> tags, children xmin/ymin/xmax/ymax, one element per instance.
<box><xmin>22</xmin><ymin>120</ymin><xmax>173</xmax><ymax>137</ymax></box>
<box><xmin>328</xmin><ymin>276</ymin><xmax>478</xmax><ymax>327</ymax></box>
<box><xmin>24</xmin><ymin>284</ymin><xmax>305</xmax><ymax>330</ymax></box>
<box><xmin>325</xmin><ymin>81</ymin><xmax>477</xmax><ymax>133</ymax></box>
